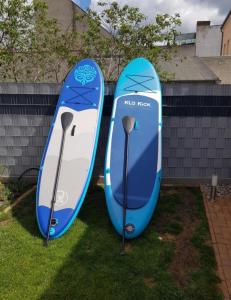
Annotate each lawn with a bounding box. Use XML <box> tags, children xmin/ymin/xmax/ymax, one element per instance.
<box><xmin>0</xmin><ymin>185</ymin><xmax>223</xmax><ymax>300</ymax></box>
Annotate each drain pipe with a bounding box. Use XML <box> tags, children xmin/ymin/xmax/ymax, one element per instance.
<box><xmin>210</xmin><ymin>174</ymin><xmax>218</xmax><ymax>201</ymax></box>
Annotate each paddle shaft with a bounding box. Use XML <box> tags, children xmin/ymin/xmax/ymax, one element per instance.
<box><xmin>122</xmin><ymin>132</ymin><xmax>129</xmax><ymax>254</ymax></box>
<box><xmin>46</xmin><ymin>130</ymin><xmax>66</xmax><ymax>246</ymax></box>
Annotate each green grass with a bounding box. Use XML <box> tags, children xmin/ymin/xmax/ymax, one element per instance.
<box><xmin>183</xmin><ymin>188</ymin><xmax>220</xmax><ymax>300</ymax></box>
<box><xmin>155</xmin><ymin>192</ymin><xmax>183</xmax><ymax>216</ymax></box>
<box><xmin>0</xmin><ymin>186</ymin><xmax>223</xmax><ymax>300</ymax></box>
<box><xmin>163</xmin><ymin>222</ymin><xmax>183</xmax><ymax>235</ymax></box>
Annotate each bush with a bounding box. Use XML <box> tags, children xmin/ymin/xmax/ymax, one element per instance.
<box><xmin>0</xmin><ymin>181</ymin><xmax>13</xmax><ymax>202</ymax></box>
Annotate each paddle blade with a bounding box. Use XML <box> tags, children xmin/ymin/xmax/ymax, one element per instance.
<box><xmin>122</xmin><ymin>116</ymin><xmax>135</xmax><ymax>134</ymax></box>
<box><xmin>61</xmin><ymin>112</ymin><xmax>73</xmax><ymax>131</ymax></box>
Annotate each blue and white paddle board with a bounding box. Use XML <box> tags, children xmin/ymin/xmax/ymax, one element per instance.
<box><xmin>36</xmin><ymin>59</ymin><xmax>104</xmax><ymax>239</ymax></box>
<box><xmin>105</xmin><ymin>58</ymin><xmax>162</xmax><ymax>239</ymax></box>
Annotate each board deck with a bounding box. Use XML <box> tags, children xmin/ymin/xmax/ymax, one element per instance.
<box><xmin>36</xmin><ymin>59</ymin><xmax>104</xmax><ymax>239</ymax></box>
<box><xmin>105</xmin><ymin>58</ymin><xmax>162</xmax><ymax>239</ymax></box>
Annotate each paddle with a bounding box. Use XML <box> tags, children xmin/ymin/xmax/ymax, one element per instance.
<box><xmin>45</xmin><ymin>112</ymin><xmax>73</xmax><ymax>246</ymax></box>
<box><xmin>121</xmin><ymin>116</ymin><xmax>135</xmax><ymax>255</ymax></box>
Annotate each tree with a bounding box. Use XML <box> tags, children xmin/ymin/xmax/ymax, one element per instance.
<box><xmin>76</xmin><ymin>1</ymin><xmax>181</xmax><ymax>81</ymax></box>
<box><xmin>0</xmin><ymin>1</ymin><xmax>181</xmax><ymax>82</ymax></box>
<box><xmin>0</xmin><ymin>0</ymin><xmax>77</xmax><ymax>82</ymax></box>
<box><xmin>27</xmin><ymin>0</ymin><xmax>78</xmax><ymax>83</ymax></box>
<box><xmin>0</xmin><ymin>0</ymin><xmax>34</xmax><ymax>81</ymax></box>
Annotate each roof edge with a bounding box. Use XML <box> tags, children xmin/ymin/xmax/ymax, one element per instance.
<box><xmin>221</xmin><ymin>10</ymin><xmax>231</xmax><ymax>30</ymax></box>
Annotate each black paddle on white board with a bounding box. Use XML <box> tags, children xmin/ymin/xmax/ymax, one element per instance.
<box><xmin>121</xmin><ymin>116</ymin><xmax>135</xmax><ymax>255</ymax></box>
<box><xmin>45</xmin><ymin>112</ymin><xmax>73</xmax><ymax>247</ymax></box>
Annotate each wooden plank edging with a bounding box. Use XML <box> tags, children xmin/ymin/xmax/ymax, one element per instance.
<box><xmin>3</xmin><ymin>185</ymin><xmax>36</xmax><ymax>214</ymax></box>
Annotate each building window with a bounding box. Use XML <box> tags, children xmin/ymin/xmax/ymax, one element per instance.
<box><xmin>227</xmin><ymin>40</ymin><xmax>230</xmax><ymax>55</ymax></box>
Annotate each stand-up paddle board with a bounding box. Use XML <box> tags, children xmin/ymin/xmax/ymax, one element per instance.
<box><xmin>36</xmin><ymin>59</ymin><xmax>104</xmax><ymax>241</ymax></box>
<box><xmin>105</xmin><ymin>58</ymin><xmax>162</xmax><ymax>239</ymax></box>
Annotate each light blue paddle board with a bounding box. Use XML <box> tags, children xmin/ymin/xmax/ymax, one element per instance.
<box><xmin>104</xmin><ymin>58</ymin><xmax>162</xmax><ymax>239</ymax></box>
<box><xmin>36</xmin><ymin>59</ymin><xmax>104</xmax><ymax>239</ymax></box>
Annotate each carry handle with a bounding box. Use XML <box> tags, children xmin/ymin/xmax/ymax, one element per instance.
<box><xmin>71</xmin><ymin>125</ymin><xmax>76</xmax><ymax>136</ymax></box>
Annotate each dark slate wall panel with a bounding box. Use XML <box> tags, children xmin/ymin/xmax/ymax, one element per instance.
<box><xmin>0</xmin><ymin>114</ymin><xmax>230</xmax><ymax>181</ymax></box>
<box><xmin>162</xmin><ymin>117</ymin><xmax>231</xmax><ymax>179</ymax></box>
<box><xmin>0</xmin><ymin>115</ymin><xmax>52</xmax><ymax>177</ymax></box>
<box><xmin>0</xmin><ymin>83</ymin><xmax>231</xmax><ymax>182</ymax></box>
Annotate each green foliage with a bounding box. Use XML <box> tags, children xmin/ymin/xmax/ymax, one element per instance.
<box><xmin>77</xmin><ymin>1</ymin><xmax>181</xmax><ymax>80</ymax></box>
<box><xmin>0</xmin><ymin>211</ymin><xmax>8</xmax><ymax>222</ymax></box>
<box><xmin>0</xmin><ymin>0</ymin><xmax>77</xmax><ymax>82</ymax></box>
<box><xmin>0</xmin><ymin>180</ymin><xmax>28</xmax><ymax>211</ymax></box>
<box><xmin>0</xmin><ymin>181</ymin><xmax>12</xmax><ymax>202</ymax></box>
<box><xmin>0</xmin><ymin>1</ymin><xmax>181</xmax><ymax>82</ymax></box>
<box><xmin>7</xmin><ymin>180</ymin><xmax>26</xmax><ymax>195</ymax></box>
<box><xmin>0</xmin><ymin>0</ymin><xmax>32</xmax><ymax>80</ymax></box>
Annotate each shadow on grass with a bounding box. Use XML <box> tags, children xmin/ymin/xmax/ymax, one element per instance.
<box><xmin>37</xmin><ymin>185</ymin><xmax>178</xmax><ymax>300</ymax></box>
<box><xmin>11</xmin><ymin>190</ymin><xmax>40</xmax><ymax>238</ymax></box>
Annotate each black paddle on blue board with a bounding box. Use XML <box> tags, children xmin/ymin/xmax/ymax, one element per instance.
<box><xmin>121</xmin><ymin>116</ymin><xmax>135</xmax><ymax>255</ymax></box>
<box><xmin>45</xmin><ymin>112</ymin><xmax>73</xmax><ymax>247</ymax></box>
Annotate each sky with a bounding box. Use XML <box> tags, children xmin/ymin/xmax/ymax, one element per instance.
<box><xmin>90</xmin><ymin>0</ymin><xmax>230</xmax><ymax>33</ymax></box>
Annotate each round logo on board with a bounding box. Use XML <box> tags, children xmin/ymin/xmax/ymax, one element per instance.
<box><xmin>55</xmin><ymin>190</ymin><xmax>68</xmax><ymax>207</ymax></box>
<box><xmin>74</xmin><ymin>64</ymin><xmax>97</xmax><ymax>85</ymax></box>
